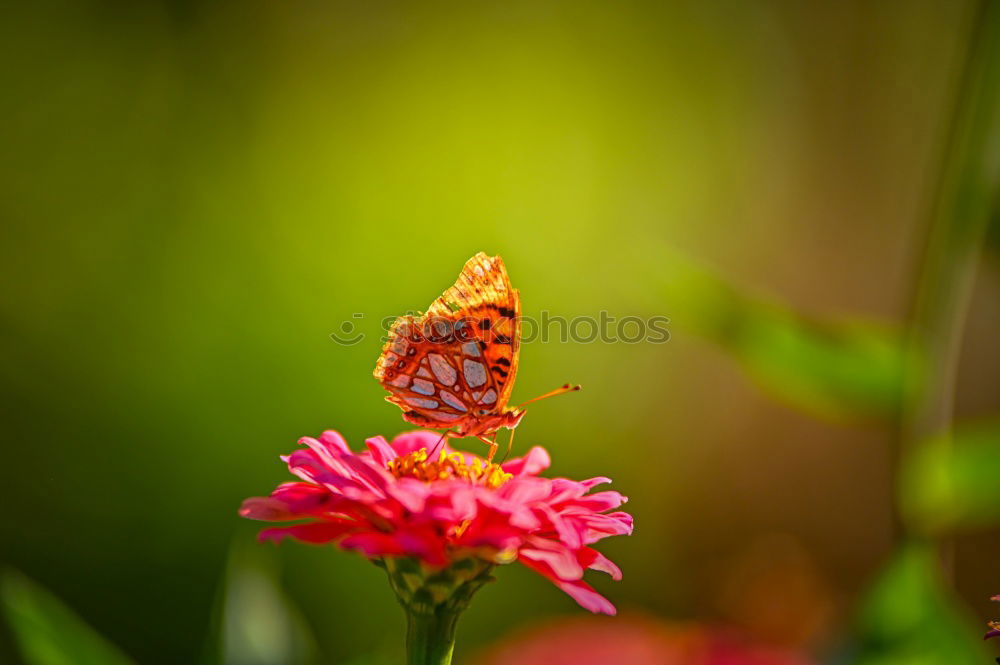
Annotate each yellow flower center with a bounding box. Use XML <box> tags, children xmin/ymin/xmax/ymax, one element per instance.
<box><xmin>387</xmin><ymin>448</ymin><xmax>512</xmax><ymax>489</ymax></box>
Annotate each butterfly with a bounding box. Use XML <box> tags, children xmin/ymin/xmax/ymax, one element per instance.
<box><xmin>373</xmin><ymin>252</ymin><xmax>578</xmax><ymax>461</ymax></box>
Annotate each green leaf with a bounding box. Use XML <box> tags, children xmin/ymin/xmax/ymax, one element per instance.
<box><xmin>901</xmin><ymin>420</ymin><xmax>1000</xmax><ymax>534</ymax></box>
<box><xmin>853</xmin><ymin>542</ymin><xmax>987</xmax><ymax>665</ymax></box>
<box><xmin>0</xmin><ymin>569</ymin><xmax>135</xmax><ymax>665</ymax></box>
<box><xmin>651</xmin><ymin>254</ymin><xmax>912</xmax><ymax>422</ymax></box>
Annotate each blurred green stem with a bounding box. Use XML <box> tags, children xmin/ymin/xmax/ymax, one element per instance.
<box><xmin>898</xmin><ymin>0</ymin><xmax>1000</xmax><ymax>542</ymax></box>
<box><xmin>405</xmin><ymin>608</ymin><xmax>459</xmax><ymax>665</ymax></box>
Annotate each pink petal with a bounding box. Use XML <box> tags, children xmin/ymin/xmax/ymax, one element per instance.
<box><xmin>339</xmin><ymin>532</ymin><xmax>406</xmax><ymax>558</ymax></box>
<box><xmin>270</xmin><ymin>483</ymin><xmax>351</xmax><ymax>515</ymax></box>
<box><xmin>366</xmin><ymin>436</ymin><xmax>397</xmax><ymax>466</ymax></box>
<box><xmin>313</xmin><ymin>474</ymin><xmax>371</xmax><ymax>499</ymax></box>
<box><xmin>393</xmin><ymin>528</ymin><xmax>449</xmax><ymax>566</ymax></box>
<box><xmin>537</xmin><ymin>504</ymin><xmax>585</xmax><ymax>550</ymax></box>
<box><xmin>578</xmin><ymin>547</ymin><xmax>622</xmax><ymax>580</ymax></box>
<box><xmin>424</xmin><ymin>484</ymin><xmax>476</xmax><ymax>522</ymax></box>
<box><xmin>388</xmin><ymin>477</ymin><xmax>431</xmax><ymax>513</ymax></box>
<box><xmin>502</xmin><ymin>446</ymin><xmax>550</xmax><ymax>476</ymax></box>
<box><xmin>448</xmin><ymin>485</ymin><xmax>478</xmax><ymax>521</ymax></box>
<box><xmin>284</xmin><ymin>449</ymin><xmax>327</xmax><ymax>483</ymax></box>
<box><xmin>259</xmin><ymin>520</ymin><xmax>357</xmax><ymax>544</ymax></box>
<box><xmin>390</xmin><ymin>430</ymin><xmax>444</xmax><ymax>456</ymax></box>
<box><xmin>565</xmin><ymin>491</ymin><xmax>628</xmax><ymax>512</ymax></box>
<box><xmin>580</xmin><ymin>476</ymin><xmax>612</xmax><ymax>490</ymax></box>
<box><xmin>509</xmin><ymin>507</ymin><xmax>542</xmax><ymax>530</ymax></box>
<box><xmin>520</xmin><ymin>538</ymin><xmax>585</xmax><ymax>580</ymax></box>
<box><xmin>239</xmin><ymin>497</ymin><xmax>297</xmax><ymax>521</ymax></box>
<box><xmin>283</xmin><ymin>452</ymin><xmax>368</xmax><ymax>496</ymax></box>
<box><xmin>545</xmin><ymin>478</ymin><xmax>591</xmax><ymax>504</ymax></box>
<box><xmin>577</xmin><ymin>512</ymin><xmax>634</xmax><ymax>543</ymax></box>
<box><xmin>338</xmin><ymin>454</ymin><xmax>393</xmax><ymax>494</ymax></box>
<box><xmin>553</xmin><ymin>579</ymin><xmax>618</xmax><ymax>616</ymax></box>
<box><xmin>518</xmin><ymin>556</ymin><xmax>617</xmax><ymax>615</ymax></box>
<box><xmin>456</xmin><ymin>524</ymin><xmax>523</xmax><ymax>551</ymax></box>
<box><xmin>270</xmin><ymin>481</ymin><xmax>330</xmax><ymax>501</ymax></box>
<box><xmin>295</xmin><ymin>441</ymin><xmax>358</xmax><ymax>480</ymax></box>
<box><xmin>319</xmin><ymin>430</ymin><xmax>351</xmax><ymax>454</ymax></box>
<box><xmin>285</xmin><ymin>449</ymin><xmax>368</xmax><ymax>491</ymax></box>
<box><xmin>479</xmin><ymin>488</ymin><xmax>542</xmax><ymax>529</ymax></box>
<box><xmin>298</xmin><ymin>434</ymin><xmax>346</xmax><ymax>468</ymax></box>
<box><xmin>498</xmin><ymin>477</ymin><xmax>553</xmax><ymax>504</ymax></box>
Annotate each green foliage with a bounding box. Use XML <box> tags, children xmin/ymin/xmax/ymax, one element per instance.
<box><xmin>901</xmin><ymin>421</ymin><xmax>1000</xmax><ymax>534</ymax></box>
<box><xmin>853</xmin><ymin>543</ymin><xmax>987</xmax><ymax>665</ymax></box>
<box><xmin>216</xmin><ymin>544</ymin><xmax>317</xmax><ymax>665</ymax></box>
<box><xmin>0</xmin><ymin>569</ymin><xmax>135</xmax><ymax>665</ymax></box>
<box><xmin>653</xmin><ymin>255</ymin><xmax>912</xmax><ymax>422</ymax></box>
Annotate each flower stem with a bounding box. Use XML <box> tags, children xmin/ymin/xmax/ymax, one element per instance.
<box><xmin>379</xmin><ymin>556</ymin><xmax>496</xmax><ymax>665</ymax></box>
<box><xmin>405</xmin><ymin>607</ymin><xmax>461</xmax><ymax>665</ymax></box>
<box><xmin>896</xmin><ymin>0</ymin><xmax>1000</xmax><ymax>548</ymax></box>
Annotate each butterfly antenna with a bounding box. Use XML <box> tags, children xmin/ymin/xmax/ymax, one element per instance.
<box><xmin>429</xmin><ymin>430</ymin><xmax>450</xmax><ymax>458</ymax></box>
<box><xmin>516</xmin><ymin>383</ymin><xmax>581</xmax><ymax>408</ymax></box>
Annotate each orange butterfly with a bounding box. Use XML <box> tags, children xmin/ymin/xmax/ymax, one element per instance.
<box><xmin>374</xmin><ymin>252</ymin><xmax>578</xmax><ymax>461</ymax></box>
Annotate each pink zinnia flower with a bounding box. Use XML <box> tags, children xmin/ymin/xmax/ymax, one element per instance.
<box><xmin>239</xmin><ymin>429</ymin><xmax>633</xmax><ymax>615</ymax></box>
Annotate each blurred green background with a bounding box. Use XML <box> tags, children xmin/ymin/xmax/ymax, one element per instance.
<box><xmin>2</xmin><ymin>0</ymin><xmax>999</xmax><ymax>663</ymax></box>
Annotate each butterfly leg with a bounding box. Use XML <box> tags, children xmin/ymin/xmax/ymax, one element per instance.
<box><xmin>477</xmin><ymin>434</ymin><xmax>499</xmax><ymax>463</ymax></box>
<box><xmin>499</xmin><ymin>426</ymin><xmax>516</xmax><ymax>465</ymax></box>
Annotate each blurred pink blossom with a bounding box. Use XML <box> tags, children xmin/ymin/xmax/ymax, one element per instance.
<box><xmin>476</xmin><ymin>615</ymin><xmax>818</xmax><ymax>665</ymax></box>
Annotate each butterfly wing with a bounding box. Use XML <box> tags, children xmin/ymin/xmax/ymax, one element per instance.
<box><xmin>374</xmin><ymin>315</ymin><xmax>472</xmax><ymax>428</ymax></box>
<box><xmin>374</xmin><ymin>253</ymin><xmax>522</xmax><ymax>431</ymax></box>
<box><xmin>426</xmin><ymin>253</ymin><xmax>520</xmax><ymax>412</ymax></box>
